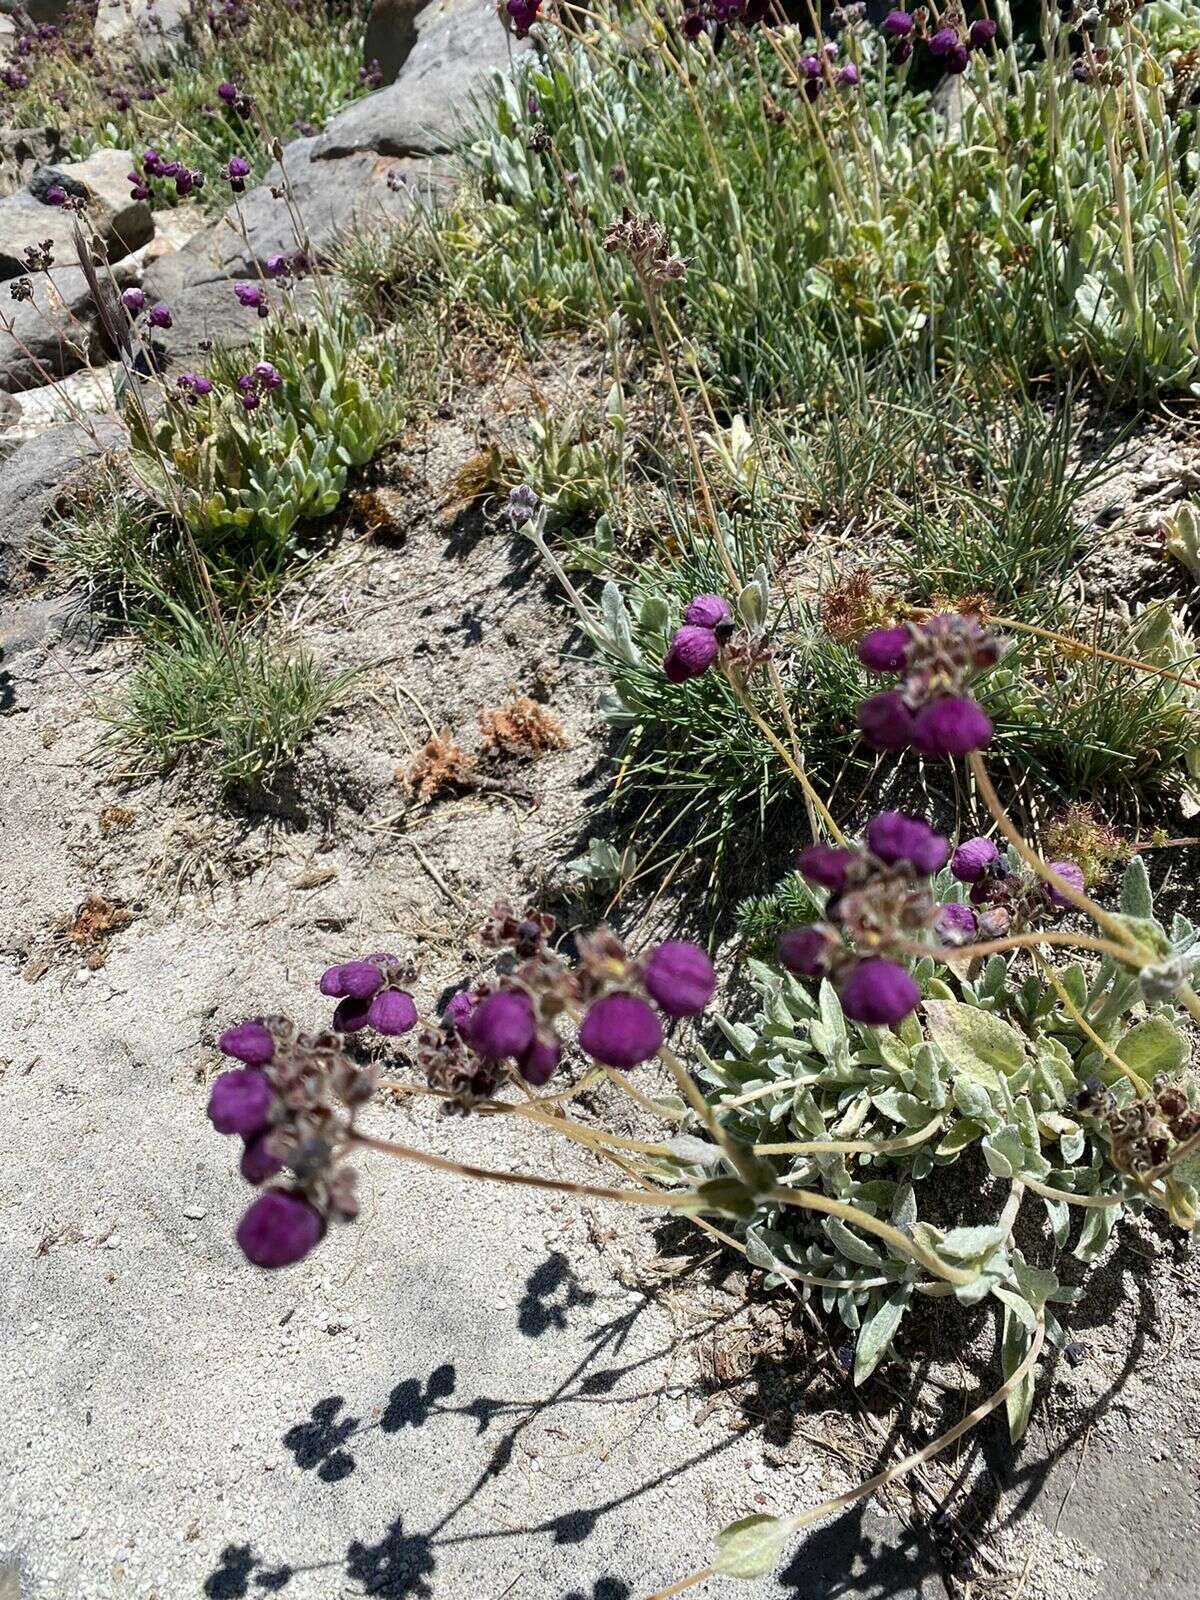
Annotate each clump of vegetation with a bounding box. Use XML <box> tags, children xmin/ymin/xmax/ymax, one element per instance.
<box><xmin>1</xmin><ymin>0</ymin><xmax>369</xmax><ymax>209</ymax></box>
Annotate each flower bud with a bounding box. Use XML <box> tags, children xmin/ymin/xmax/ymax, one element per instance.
<box><xmin>208</xmin><ymin>1067</ymin><xmax>272</xmax><ymax>1137</ymax></box>
<box><xmin>945</xmin><ymin>43</ymin><xmax>970</xmax><ymax>74</ymax></box>
<box><xmin>968</xmin><ymin>19</ymin><xmax>997</xmax><ymax>48</ymax></box>
<box><xmin>236</xmin><ymin>1190</ymin><xmax>325</xmax><ymax>1269</ymax></box>
<box><xmin>643</xmin><ymin>940</ymin><xmax>716</xmax><ymax>1018</ymax></box>
<box><xmin>882</xmin><ymin>9</ymin><xmax>913</xmax><ymax>35</ymax></box>
<box><xmin>240</xmin><ymin>1133</ymin><xmax>284</xmax><ymax>1185</ymax></box>
<box><xmin>683</xmin><ymin>594</ymin><xmax>731</xmax><ymax>629</ymax></box>
<box><xmin>867</xmin><ymin>811</ymin><xmax>949</xmax><ymax>874</ymax></box>
<box><xmin>468</xmin><ymin>988</ymin><xmax>536</xmax><ymax>1061</ymax></box>
<box><xmin>838</xmin><ymin>958</ymin><xmax>920</xmax><ymax>1026</ymax></box>
<box><xmin>218</xmin><ymin>1020</ymin><xmax>275</xmax><ymax>1064</ymax></box>
<box><xmin>664</xmin><ymin>624</ymin><xmax>719</xmax><ymax>680</ymax></box>
<box><xmin>1046</xmin><ymin>861</ymin><xmax>1085</xmax><ymax>908</ymax></box>
<box><xmin>777</xmin><ymin>926</ymin><xmax>833</xmax><ymax>977</ymax></box>
<box><xmin>518</xmin><ymin>1032</ymin><xmax>561</xmax><ymax>1086</ymax></box>
<box><xmin>935</xmin><ymin>902</ymin><xmax>977</xmax><ymax>944</ymax></box>
<box><xmin>856</xmin><ymin>627</ymin><xmax>910</xmax><ymax>672</ymax></box>
<box><xmin>951</xmin><ymin>836</ymin><xmax>1000</xmax><ymax>883</ymax></box>
<box><xmin>443</xmin><ymin>990</ymin><xmax>476</xmax><ymax>1032</ymax></box>
<box><xmin>319</xmin><ymin>960</ymin><xmax>385</xmax><ymax>1000</ymax></box>
<box><xmin>858</xmin><ymin>690</ymin><xmax>916</xmax><ymax>751</ymax></box>
<box><xmin>579</xmin><ymin>994</ymin><xmax>663</xmax><ymax>1069</ymax></box>
<box><xmin>368</xmin><ymin>989</ymin><xmax>418</xmax><ymax>1035</ymax></box>
<box><xmin>911</xmin><ymin>696</ymin><xmax>992</xmax><ymax>757</ymax></box>
<box><xmin>929</xmin><ymin>27</ymin><xmax>958</xmax><ymax>56</ymax></box>
<box><xmin>796</xmin><ymin>844</ymin><xmax>855</xmax><ymax>894</ymax></box>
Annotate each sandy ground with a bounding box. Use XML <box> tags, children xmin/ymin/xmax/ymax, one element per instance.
<box><xmin>1</xmin><ymin>385</ymin><xmax>1198</xmax><ymax>1600</ymax></box>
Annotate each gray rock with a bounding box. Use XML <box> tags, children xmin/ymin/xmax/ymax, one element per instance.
<box><xmin>94</xmin><ymin>0</ymin><xmax>192</xmax><ymax>69</ymax></box>
<box><xmin>0</xmin><ymin>148</ymin><xmax>153</xmax><ymax>282</ymax></box>
<box><xmin>0</xmin><ymin>264</ymin><xmax>125</xmax><ymax>392</ymax></box>
<box><xmin>142</xmin><ymin>138</ymin><xmax>452</xmax><ymax>300</ymax></box>
<box><xmin>0</xmin><ymin>129</ymin><xmax>66</xmax><ymax>197</ymax></box>
<box><xmin>314</xmin><ymin>0</ymin><xmax>530</xmax><ymax>160</ymax></box>
<box><xmin>363</xmin><ymin>0</ymin><xmax>424</xmax><ymax>87</ymax></box>
<box><xmin>0</xmin><ymin>414</ymin><xmax>127</xmax><ymax>594</ymax></box>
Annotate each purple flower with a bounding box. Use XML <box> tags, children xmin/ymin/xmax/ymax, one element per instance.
<box><xmin>799</xmin><ymin>54</ymin><xmax>822</xmax><ymax>79</ymax></box>
<box><xmin>945</xmin><ymin>43</ymin><xmax>970</xmax><ymax>74</ymax></box>
<box><xmin>218</xmin><ymin>1020</ymin><xmax>275</xmax><ymax>1065</ymax></box>
<box><xmin>664</xmin><ymin>624</ymin><xmax>719</xmax><ymax>682</ymax></box>
<box><xmin>951</xmin><ymin>836</ymin><xmax>1000</xmax><ymax>883</ymax></box>
<box><xmin>579</xmin><ymin>993</ymin><xmax>663</xmax><ymax>1069</ymax></box>
<box><xmin>43</xmin><ymin>185</ymin><xmax>67</xmax><ymax>207</ymax></box>
<box><xmin>929</xmin><ymin>27</ymin><xmax>959</xmax><ymax>56</ymax></box>
<box><xmin>217</xmin><ymin>81</ymin><xmax>239</xmax><ymax>103</ymax></box>
<box><xmin>147</xmin><ymin>302</ymin><xmax>172</xmax><ymax>329</ymax></box>
<box><xmin>241</xmin><ymin>391</ymin><xmax>260</xmax><ymax>412</ymax></box>
<box><xmin>683</xmin><ymin>593</ymin><xmax>732</xmax><ymax>629</ymax></box>
<box><xmin>333</xmin><ymin>995</ymin><xmax>372</xmax><ymax>1032</ymax></box>
<box><xmin>226</xmin><ymin>155</ymin><xmax>251</xmax><ymax>191</ymax></box>
<box><xmin>121</xmin><ymin>287</ymin><xmax>146</xmax><ymax>315</ymax></box>
<box><xmin>443</xmin><ymin>990</ymin><xmax>476</xmax><ymax>1032</ymax></box>
<box><xmin>252</xmin><ymin>360</ymin><xmax>281</xmax><ymax>389</ymax></box>
<box><xmin>234</xmin><ymin>281</ymin><xmax>265</xmax><ymax>309</ymax></box>
<box><xmin>207</xmin><ymin>1067</ymin><xmax>272</xmax><ymax>1137</ymax></box>
<box><xmin>911</xmin><ymin>696</ymin><xmax>992</xmax><ymax>757</ymax></box>
<box><xmin>143</xmin><ymin>148</ymin><xmax>162</xmax><ymax>174</ymax></box>
<box><xmin>969</xmin><ymin>19</ymin><xmax>998</xmax><ymax>48</ymax></box>
<box><xmin>643</xmin><ymin>940</ymin><xmax>716</xmax><ymax>1018</ymax></box>
<box><xmin>935</xmin><ymin>902</ymin><xmax>977</xmax><ymax>944</ymax></box>
<box><xmin>264</xmin><ymin>253</ymin><xmax>289</xmax><ymax>277</ymax></box>
<box><xmin>892</xmin><ymin>38</ymin><xmax>914</xmax><ymax>64</ymax></box>
<box><xmin>882</xmin><ymin>9</ymin><xmax>913</xmax><ymax>35</ymax></box>
<box><xmin>240</xmin><ymin>1133</ymin><xmax>284</xmax><ymax>1185</ymax></box>
<box><xmin>468</xmin><ymin>988</ymin><xmax>536</xmax><ymax>1061</ymax></box>
<box><xmin>367</xmin><ymin>989</ymin><xmax>418</xmax><ymax>1036</ymax></box>
<box><xmin>236</xmin><ymin>1190</ymin><xmax>324</xmax><ymax>1269</ymax></box>
<box><xmin>130</xmin><ymin>183</ymin><xmax>151</xmax><ymax>201</ymax></box>
<box><xmin>777</xmin><ymin>926</ymin><xmax>834</xmax><ymax>978</ymax></box>
<box><xmin>178</xmin><ymin>372</ymin><xmax>214</xmax><ymax>399</ymax></box>
<box><xmin>518</xmin><ymin>1033</ymin><xmax>561</xmax><ymax>1086</ymax></box>
<box><xmin>319</xmin><ymin>960</ymin><xmax>385</xmax><ymax>1000</ymax></box>
<box><xmin>867</xmin><ymin>812</ymin><xmax>949</xmax><ymax>874</ymax></box>
<box><xmin>1046</xmin><ymin>861</ymin><xmax>1085</xmax><ymax>908</ymax></box>
<box><xmin>506</xmin><ymin>0</ymin><xmax>542</xmax><ymax>37</ymax></box>
<box><xmin>796</xmin><ymin>844</ymin><xmax>855</xmax><ymax>894</ymax></box>
<box><xmin>837</xmin><ymin>64</ymin><xmax>860</xmax><ymax>87</ymax></box>
<box><xmin>839</xmin><ymin>958</ymin><xmax>920</xmax><ymax>1026</ymax></box>
<box><xmin>858</xmin><ymin>690</ymin><xmax>916</xmax><ymax>751</ymax></box>
<box><xmin>857</xmin><ymin>627</ymin><xmax>911</xmax><ymax>672</ymax></box>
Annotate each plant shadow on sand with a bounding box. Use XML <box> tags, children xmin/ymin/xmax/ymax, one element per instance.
<box><xmin>201</xmin><ymin>1236</ymin><xmax>1158</xmax><ymax>1598</ymax></box>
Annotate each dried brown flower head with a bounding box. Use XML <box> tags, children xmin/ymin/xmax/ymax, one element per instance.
<box><xmin>400</xmin><ymin>729</ymin><xmax>476</xmax><ymax>801</ymax></box>
<box><xmin>478</xmin><ymin>696</ymin><xmax>567</xmax><ymax>760</ymax></box>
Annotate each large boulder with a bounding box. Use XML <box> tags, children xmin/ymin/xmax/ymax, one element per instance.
<box><xmin>142</xmin><ymin>138</ymin><xmax>452</xmax><ymax>300</ymax></box>
<box><xmin>0</xmin><ymin>148</ymin><xmax>153</xmax><ymax>282</ymax></box>
<box><xmin>363</xmin><ymin>0</ymin><xmax>425</xmax><ymax>87</ymax></box>
<box><xmin>314</xmin><ymin>0</ymin><xmax>531</xmax><ymax>160</ymax></box>
<box><xmin>94</xmin><ymin>0</ymin><xmax>192</xmax><ymax>69</ymax></box>
<box><xmin>0</xmin><ymin>413</ymin><xmax>128</xmax><ymax>594</ymax></box>
<box><xmin>0</xmin><ymin>260</ymin><xmax>135</xmax><ymax>392</ymax></box>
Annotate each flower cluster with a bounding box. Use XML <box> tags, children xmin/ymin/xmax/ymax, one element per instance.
<box><xmin>235</xmin><ymin>359</ymin><xmax>282</xmax><ymax>410</ymax></box>
<box><xmin>264</xmin><ymin>249</ymin><xmax>309</xmax><ymax>280</ymax></box>
<box><xmin>129</xmin><ymin>149</ymin><xmax>206</xmax><ymax>202</ymax></box>
<box><xmin>777</xmin><ymin>812</ymin><xmax>953</xmax><ymax>1025</ymax></box>
<box><xmin>603</xmin><ymin>208</ymin><xmax>689</xmax><ymax>286</ymax></box>
<box><xmin>318</xmin><ymin>953</ymin><xmax>419</xmax><ymax>1036</ymax></box>
<box><xmin>857</xmin><ymin>612</ymin><xmax>1003</xmax><ymax>757</ymax></box>
<box><xmin>216</xmin><ymin>77</ymin><xmax>254</xmax><ymax>117</ymax></box>
<box><xmin>176</xmin><ymin>371</ymin><xmax>215</xmax><ymax>403</ymax></box>
<box><xmin>359</xmin><ymin>58</ymin><xmax>383</xmax><ymax>89</ymax></box>
<box><xmin>680</xmin><ymin>0</ymin><xmax>770</xmax><ymax>41</ymax></box>
<box><xmin>1103</xmin><ymin>1077</ymin><xmax>1200</xmax><ymax>1177</ymax></box>
<box><xmin>797</xmin><ymin>42</ymin><xmax>862</xmax><ymax>99</ymax></box>
<box><xmin>207</xmin><ymin>1017</ymin><xmax>373</xmax><ymax>1269</ymax></box>
<box><xmin>881</xmin><ymin>8</ymin><xmax>996</xmax><ymax>74</ymax></box>
<box><xmin>121</xmin><ymin>287</ymin><xmax>173</xmax><ymax>330</ymax></box>
<box><xmin>419</xmin><ymin>902</ymin><xmax>716</xmax><ymax>1111</ymax></box>
<box><xmin>233</xmin><ymin>280</ymin><xmax>270</xmax><ymax>317</ymax></box>
<box><xmin>949</xmin><ymin>835</ymin><xmax>1083</xmax><ymax>938</ymax></box>
<box><xmin>225</xmin><ymin>156</ymin><xmax>252</xmax><ymax>193</ymax></box>
<box><xmin>664</xmin><ymin>593</ymin><xmax>732</xmax><ymax>682</ymax></box>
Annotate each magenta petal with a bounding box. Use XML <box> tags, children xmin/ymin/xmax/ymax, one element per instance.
<box><xmin>643</xmin><ymin>941</ymin><xmax>716</xmax><ymax>1018</ymax></box>
<box><xmin>668</xmin><ymin>624</ymin><xmax>719</xmax><ymax>677</ymax></box>
<box><xmin>518</xmin><ymin>1033</ymin><xmax>562</xmax><ymax>1086</ymax></box>
<box><xmin>683</xmin><ymin>594</ymin><xmax>732</xmax><ymax>629</ymax></box>
<box><xmin>236</xmin><ymin>1191</ymin><xmax>324</xmax><ymax>1269</ymax></box>
<box><xmin>368</xmin><ymin>988</ymin><xmax>418</xmax><ymax>1036</ymax></box>
<box><xmin>951</xmin><ymin>836</ymin><xmax>1000</xmax><ymax>883</ymax></box>
<box><xmin>867</xmin><ymin>811</ymin><xmax>949</xmax><ymax>874</ymax></box>
<box><xmin>1046</xmin><ymin>861</ymin><xmax>1085</xmax><ymax>908</ymax></box>
<box><xmin>796</xmin><ymin>844</ymin><xmax>855</xmax><ymax>893</ymax></box>
<box><xmin>578</xmin><ymin>994</ymin><xmax>663</xmax><ymax>1069</ymax></box>
<box><xmin>856</xmin><ymin>627</ymin><xmax>910</xmax><ymax>673</ymax></box>
<box><xmin>240</xmin><ymin>1133</ymin><xmax>285</xmax><ymax>1185</ymax></box>
<box><xmin>218</xmin><ymin>1020</ymin><xmax>274</xmax><ymax>1064</ymax></box>
<box><xmin>777</xmin><ymin>926</ymin><xmax>833</xmax><ymax>978</ymax></box>
<box><xmin>911</xmin><ymin>697</ymin><xmax>992</xmax><ymax>758</ymax></box>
